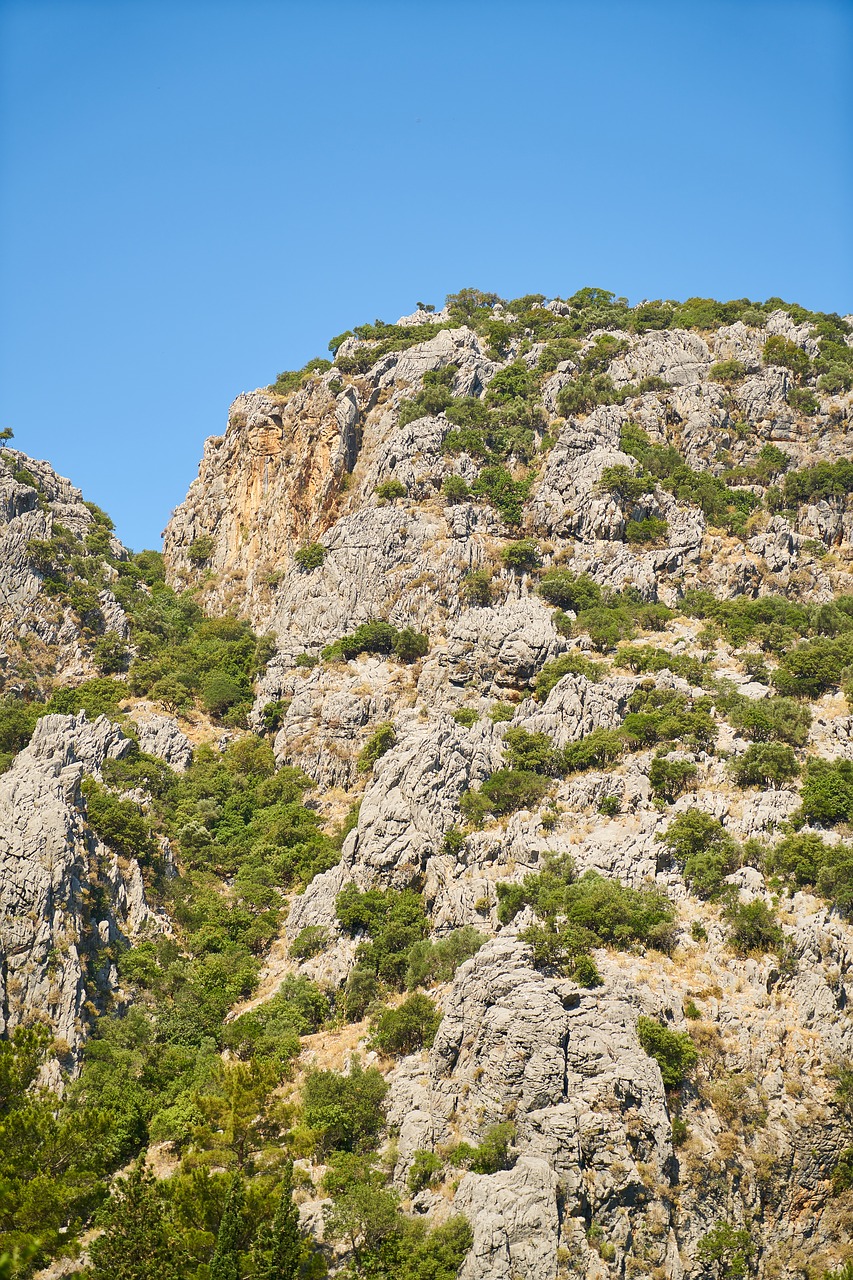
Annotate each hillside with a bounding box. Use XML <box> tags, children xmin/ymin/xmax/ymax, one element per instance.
<box><xmin>3</xmin><ymin>287</ymin><xmax>853</xmax><ymax>1280</ymax></box>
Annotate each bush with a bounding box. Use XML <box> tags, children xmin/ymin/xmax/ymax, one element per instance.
<box><xmin>442</xmin><ymin>475</ymin><xmax>471</xmax><ymax>503</ymax></box>
<box><xmin>503</xmin><ymin>726</ymin><xmax>563</xmax><ymax>775</ymax></box>
<box><xmin>294</xmin><ymin>543</ymin><xmax>326</xmax><ymax>571</ymax></box>
<box><xmin>469</xmin><ymin>1123</ymin><xmax>516</xmax><ymax>1174</ymax></box>
<box><xmin>501</xmin><ymin>539</ymin><xmax>541</xmax><ymax>572</ymax></box>
<box><xmin>626</xmin><ymin>517</ymin><xmax>669</xmax><ymax>544</ymax></box>
<box><xmin>322</xmin><ymin>620</ymin><xmax>428</xmax><ymax>664</ymax></box>
<box><xmin>302</xmin><ymin>1061</ymin><xmax>389</xmax><ymax>1156</ymax></box>
<box><xmin>376</xmin><ymin>480</ymin><xmax>408</xmax><ymax>501</ymax></box>
<box><xmin>201</xmin><ymin>671</ymin><xmax>245</xmax><ymax>718</ymax></box>
<box><xmin>801</xmin><ymin>759</ymin><xmax>853</xmax><ymax>826</ymax></box>
<box><xmin>371</xmin><ymin>994</ymin><xmax>442</xmax><ymax>1055</ymax></box>
<box><xmin>186</xmin><ymin>535</ymin><xmax>215</xmax><ymax>564</ymax></box>
<box><xmin>600</xmin><ymin>464</ymin><xmax>651</xmax><ymax>504</ymax></box>
<box><xmin>358</xmin><ymin>723</ymin><xmax>397</xmax><ymax>773</ymax></box>
<box><xmin>708</xmin><ymin>360</ymin><xmax>748</xmax><ymax>384</ymax></box>
<box><xmin>787</xmin><ymin>386</ymin><xmax>820</xmax><ymax>415</ymax></box>
<box><xmin>336</xmin><ymin>886</ymin><xmax>429</xmax><ymax>989</ymax></box>
<box><xmin>81</xmin><ymin>778</ymin><xmax>157</xmax><ymax>864</ymax></box>
<box><xmin>534</xmin><ymin>651</ymin><xmax>603</xmax><ymax>700</ymax></box>
<box><xmin>460</xmin><ymin>768</ymin><xmax>551</xmax><ymax>824</ymax></box>
<box><xmin>563</xmin><ymin>728</ymin><xmax>624</xmax><ymax>772</ymax></box>
<box><xmin>728</xmin><ymin>742</ymin><xmax>799</xmax><ymax>788</ymax></box>
<box><xmin>471</xmin><ymin>465</ymin><xmax>529</xmax><ymax>526</ymax></box>
<box><xmin>658</xmin><ymin>809</ymin><xmax>740</xmax><ymax>898</ymax></box>
<box><xmin>763</xmin><ymin>334</ymin><xmax>811</xmax><ymax>378</ymax></box>
<box><xmin>649</xmin><ymin>755</ymin><xmax>697</xmax><ymax>803</ymax></box>
<box><xmin>404</xmin><ymin>926</ymin><xmax>485</xmax><ymax>989</ymax></box>
<box><xmin>538</xmin><ymin>569</ymin><xmax>602</xmax><ymax>611</ymax></box>
<box><xmin>93</xmin><ymin>631</ymin><xmax>130</xmax><ymax>674</ymax></box>
<box><xmin>726</xmin><ymin>695</ymin><xmax>810</xmax><ymax>746</ymax></box>
<box><xmin>452</xmin><ymin>707</ymin><xmax>478</xmax><ymax>727</ymax></box>
<box><xmin>636</xmin><ymin>1017</ymin><xmax>698</xmax><ymax>1090</ymax></box>
<box><xmin>289</xmin><ymin>926</ymin><xmax>330</xmax><ymax>960</ymax></box>
<box><xmin>393</xmin><ymin>628</ymin><xmax>429</xmax><ymax>662</ymax></box>
<box><xmin>723</xmin><ymin>900</ymin><xmax>786</xmax><ymax>957</ymax></box>
<box><xmin>407</xmin><ymin>1150</ymin><xmax>443</xmax><ymax>1195</ymax></box>
<box><xmin>460</xmin><ymin>570</ymin><xmax>492</xmax><ymax>606</ymax></box>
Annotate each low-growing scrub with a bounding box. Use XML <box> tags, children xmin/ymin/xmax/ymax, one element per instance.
<box><xmin>322</xmin><ymin>620</ymin><xmax>429</xmax><ymax>663</ymax></box>
<box><xmin>636</xmin><ymin>1017</ymin><xmax>698</xmax><ymax>1090</ymax></box>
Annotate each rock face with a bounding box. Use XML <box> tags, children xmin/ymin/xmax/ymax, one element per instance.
<box><xmin>0</xmin><ymin>713</ymin><xmax>158</xmax><ymax>1062</ymax></box>
<box><xmin>6</xmin><ymin>297</ymin><xmax>853</xmax><ymax>1276</ymax></box>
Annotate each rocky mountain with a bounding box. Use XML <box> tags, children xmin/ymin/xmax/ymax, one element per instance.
<box><xmin>3</xmin><ymin>288</ymin><xmax>853</xmax><ymax>1280</ymax></box>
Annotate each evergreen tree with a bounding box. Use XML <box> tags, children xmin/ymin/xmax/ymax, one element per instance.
<box><xmin>87</xmin><ymin>1161</ymin><xmax>180</xmax><ymax>1280</ymax></box>
<box><xmin>251</xmin><ymin>1164</ymin><xmax>301</xmax><ymax>1280</ymax></box>
<box><xmin>209</xmin><ymin>1174</ymin><xmax>246</xmax><ymax>1280</ymax></box>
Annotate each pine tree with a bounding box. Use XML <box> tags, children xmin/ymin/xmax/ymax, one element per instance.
<box><xmin>209</xmin><ymin>1174</ymin><xmax>246</xmax><ymax>1280</ymax></box>
<box><xmin>252</xmin><ymin>1164</ymin><xmax>301</xmax><ymax>1280</ymax></box>
<box><xmin>87</xmin><ymin>1161</ymin><xmax>180</xmax><ymax>1280</ymax></box>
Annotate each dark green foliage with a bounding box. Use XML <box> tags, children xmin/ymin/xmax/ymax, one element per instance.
<box><xmin>376</xmin><ymin>479</ymin><xmax>408</xmax><ymax>501</ymax></box>
<box><xmin>358</xmin><ymin>722</ymin><xmax>397</xmax><ymax>773</ymax></box>
<box><xmin>801</xmin><ymin>758</ymin><xmax>853</xmax><ymax>826</ymax></box>
<box><xmin>728</xmin><ymin>742</ymin><xmax>799</xmax><ymax>788</ymax></box>
<box><xmin>787</xmin><ymin>386</ymin><xmax>820</xmax><ymax>415</ymax></box>
<box><xmin>302</xmin><ymin>1060</ymin><xmax>389</xmax><ymax>1156</ymax></box>
<box><xmin>460</xmin><ymin>768</ymin><xmax>552</xmax><ymax>824</ymax></box>
<box><xmin>294</xmin><ymin>543</ymin><xmax>326</xmax><ymax>571</ymax></box>
<box><xmin>726</xmin><ymin>694</ymin><xmax>811</xmax><ymax>746</ymax></box>
<box><xmin>832</xmin><ymin>1148</ymin><xmax>853</xmax><ymax>1194</ymax></box>
<box><xmin>47</xmin><ymin>676</ymin><xmax>126</xmax><ymax>719</ymax></box>
<box><xmin>763</xmin><ymin>334</ymin><xmax>811</xmax><ymax>378</ymax></box>
<box><xmin>658</xmin><ymin>810</ymin><xmax>740</xmax><ymax>898</ymax></box>
<box><xmin>271</xmin><ymin>357</ymin><xmax>332</xmax><ymax>395</ymax></box>
<box><xmin>336</xmin><ymin>886</ymin><xmax>430</xmax><ymax>989</ymax></box>
<box><xmin>251</xmin><ymin>1165</ymin><xmax>301</xmax><ymax>1280</ymax></box>
<box><xmin>503</xmin><ymin>726</ymin><xmax>563</xmax><ymax>775</ymax></box>
<box><xmin>696</xmin><ymin>1221</ymin><xmax>755</xmax><ymax>1279</ymax></box>
<box><xmin>224</xmin><ymin>977</ymin><xmax>327</xmax><ymax>1064</ymax></box>
<box><xmin>537</xmin><ymin>569</ymin><xmax>672</xmax><ymax>651</ymax></box>
<box><xmin>442</xmin><ymin>474</ymin><xmax>471</xmax><ymax>503</ymax></box>
<box><xmin>322</xmin><ymin>620</ymin><xmax>429</xmax><ymax>664</ymax></box>
<box><xmin>81</xmin><ymin>777</ymin><xmax>157</xmax><ymax>864</ymax></box>
<box><xmin>469</xmin><ymin>1123</ymin><xmax>516</xmax><ymax>1174</ymax></box>
<box><xmin>622</xmin><ymin>685</ymin><xmax>717</xmax><ymax>751</ymax></box>
<box><xmin>289</xmin><ymin>926</ymin><xmax>330</xmax><ymax>960</ymax></box>
<box><xmin>766</xmin><ymin>834</ymin><xmax>853</xmax><ymax>914</ymax></box>
<box><xmin>723</xmin><ymin>899</ymin><xmax>786</xmax><ymax>957</ymax></box>
<box><xmin>556</xmin><ymin>373</ymin><xmax>634</xmax><ymax>416</ymax></box>
<box><xmin>708</xmin><ymin>360</ymin><xmax>748</xmax><ymax>384</ymax></box>
<box><xmin>87</xmin><ymin>1161</ymin><xmax>185</xmax><ymax>1280</ymax></box>
<box><xmin>209</xmin><ymin>1175</ymin><xmax>246</xmax><ymax>1280</ymax></box>
<box><xmin>397</xmin><ymin>367</ymin><xmax>456</xmax><ymax>427</ymax></box>
<box><xmin>371</xmin><ymin>993</ymin><xmax>442</xmax><ymax>1055</ymax></box>
<box><xmin>187</xmin><ymin>535</ymin><xmax>215</xmax><ymax>564</ymax></box>
<box><xmin>128</xmin><ymin>595</ymin><xmax>272</xmax><ymax>726</ymax></box>
<box><xmin>261</xmin><ymin>699</ymin><xmax>288</xmax><ymax>733</ymax></box>
<box><xmin>620</xmin><ymin>424</ymin><xmax>757</xmax><ymax>534</ymax></box>
<box><xmin>649</xmin><ymin>755</ymin><xmax>698</xmax><ymax>803</ymax></box>
<box><xmin>452</xmin><ymin>707</ymin><xmax>479</xmax><ymax>727</ymax></box>
<box><xmin>404</xmin><ymin>926</ymin><xmax>486</xmax><ymax>989</ymax></box>
<box><xmin>407</xmin><ymin>1151</ymin><xmax>442</xmax><ymax>1195</ymax></box>
<box><xmin>93</xmin><ymin>630</ymin><xmax>129</xmax><ymax>674</ymax></box>
<box><xmin>626</xmin><ymin>517</ymin><xmax>669</xmax><ymax>544</ymax></box>
<box><xmin>782</xmin><ymin>459</ymin><xmax>853</xmax><ymax>507</ymax></box>
<box><xmin>598</xmin><ymin>794</ymin><xmax>620</xmax><ymax>816</ymax></box>
<box><xmin>534</xmin><ymin>650</ymin><xmax>603</xmax><ymax>699</ymax></box>
<box><xmin>636</xmin><ymin>1017</ymin><xmax>698</xmax><ymax>1090</ymax></box>
<box><xmin>600</xmin><ymin>463</ymin><xmax>651</xmax><ymax>504</ymax></box>
<box><xmin>0</xmin><ymin>697</ymin><xmax>43</xmax><ymax>770</ymax></box>
<box><xmin>501</xmin><ymin>538</ymin><xmax>541</xmax><ymax>572</ymax></box>
<box><xmin>470</xmin><ymin>464</ymin><xmax>530</xmax><ymax>526</ymax></box>
<box><xmin>460</xmin><ymin>569</ymin><xmax>492</xmax><ymax>605</ymax></box>
<box><xmin>562</xmin><ymin>728</ymin><xmax>624</xmax><ymax>772</ymax></box>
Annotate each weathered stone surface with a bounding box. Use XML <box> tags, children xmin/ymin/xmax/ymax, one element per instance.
<box><xmin>131</xmin><ymin>708</ymin><xmax>193</xmax><ymax>770</ymax></box>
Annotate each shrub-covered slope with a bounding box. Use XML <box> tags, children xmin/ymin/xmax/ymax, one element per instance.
<box><xmin>3</xmin><ymin>290</ymin><xmax>853</xmax><ymax>1280</ymax></box>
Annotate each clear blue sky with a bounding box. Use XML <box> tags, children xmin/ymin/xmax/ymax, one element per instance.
<box><xmin>1</xmin><ymin>0</ymin><xmax>851</xmax><ymax>551</ymax></box>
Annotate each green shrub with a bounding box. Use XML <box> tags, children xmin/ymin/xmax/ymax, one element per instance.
<box><xmin>201</xmin><ymin>671</ymin><xmax>245</xmax><ymax>719</ymax></box>
<box><xmin>271</xmin><ymin>356</ymin><xmax>332</xmax><ymax>395</ymax></box>
<box><xmin>397</xmin><ymin>367</ymin><xmax>456</xmax><ymax>426</ymax></box>
<box><xmin>534</xmin><ymin>651</ymin><xmax>603</xmax><ymax>700</ymax></box>
<box><xmin>782</xmin><ymin>460</ymin><xmax>853</xmax><ymax>508</ymax></box>
<box><xmin>723</xmin><ymin>900</ymin><xmax>786</xmax><ymax>957</ymax></box>
<box><xmin>503</xmin><ymin>726</ymin><xmax>563</xmax><ymax>775</ymax></box>
<box><xmin>537</xmin><ymin>569</ymin><xmax>602</xmax><ymax>611</ymax></box>
<box><xmin>322</xmin><ymin>620</ymin><xmax>428</xmax><ymax>664</ymax></box>
<box><xmin>460</xmin><ymin>768</ymin><xmax>552</xmax><ymax>824</ymax></box>
<box><xmin>563</xmin><ymin>728</ymin><xmax>624</xmax><ymax>772</ymax></box>
<box><xmin>404</xmin><ymin>926</ymin><xmax>485</xmax><ymax>989</ymax></box>
<box><xmin>649</xmin><ymin>755</ymin><xmax>698</xmax><ymax>803</ymax></box>
<box><xmin>186</xmin><ymin>536</ymin><xmax>215</xmax><ymax>564</ymax></box>
<box><xmin>489</xmin><ymin>701</ymin><xmax>516</xmax><ymax>722</ymax></box>
<box><xmin>636</xmin><ymin>1017</ymin><xmax>698</xmax><ymax>1090</ymax></box>
<box><xmin>801</xmin><ymin>758</ymin><xmax>853</xmax><ymax>826</ymax></box>
<box><xmin>469</xmin><ymin>1123</ymin><xmax>516</xmax><ymax>1174</ymax></box>
<box><xmin>336</xmin><ymin>886</ymin><xmax>429</xmax><ymax>989</ymax></box>
<box><xmin>708</xmin><ymin>360</ymin><xmax>748</xmax><ymax>384</ymax></box>
<box><xmin>763</xmin><ymin>334</ymin><xmax>811</xmax><ymax>378</ymax></box>
<box><xmin>371</xmin><ymin>993</ymin><xmax>442</xmax><ymax>1055</ymax></box>
<box><xmin>787</xmin><ymin>386</ymin><xmax>820</xmax><ymax>415</ymax></box>
<box><xmin>407</xmin><ymin>1150</ymin><xmax>443</xmax><ymax>1195</ymax></box>
<box><xmin>696</xmin><ymin>1221</ymin><xmax>755</xmax><ymax>1280</ymax></box>
<box><xmin>726</xmin><ymin>695</ymin><xmax>810</xmax><ymax>746</ymax></box>
<box><xmin>501</xmin><ymin>539</ymin><xmax>541</xmax><ymax>572</ymax></box>
<box><xmin>302</xmin><ymin>1061</ymin><xmax>389</xmax><ymax>1156</ymax></box>
<box><xmin>471</xmin><ymin>465</ymin><xmax>529</xmax><ymax>526</ymax></box>
<box><xmin>598</xmin><ymin>795</ymin><xmax>620</xmax><ymax>816</ymax></box>
<box><xmin>452</xmin><ymin>708</ymin><xmax>478</xmax><ymax>727</ymax></box>
<box><xmin>442</xmin><ymin>475</ymin><xmax>471</xmax><ymax>503</ymax></box>
<box><xmin>93</xmin><ymin>631</ymin><xmax>130</xmax><ymax>674</ymax></box>
<box><xmin>394</xmin><ymin>628</ymin><xmax>429</xmax><ymax>662</ymax></box>
<box><xmin>289</xmin><ymin>926</ymin><xmax>330</xmax><ymax>960</ymax></box>
<box><xmin>600</xmin><ymin>464</ymin><xmax>651</xmax><ymax>504</ymax></box>
<box><xmin>728</xmin><ymin>742</ymin><xmax>799</xmax><ymax>788</ymax></box>
<box><xmin>358</xmin><ymin>723</ymin><xmax>397</xmax><ymax>773</ymax></box>
<box><xmin>658</xmin><ymin>809</ymin><xmax>740</xmax><ymax>898</ymax></box>
<box><xmin>626</xmin><ymin>517</ymin><xmax>669</xmax><ymax>544</ymax></box>
<box><xmin>47</xmin><ymin>676</ymin><xmax>126</xmax><ymax>720</ymax></box>
<box><xmin>376</xmin><ymin>479</ymin><xmax>408</xmax><ymax>501</ymax></box>
<box><xmin>460</xmin><ymin>569</ymin><xmax>492</xmax><ymax>606</ymax></box>
<box><xmin>572</xmin><ymin>954</ymin><xmax>604</xmax><ymax>987</ymax></box>
<box><xmin>294</xmin><ymin>543</ymin><xmax>326</xmax><ymax>571</ymax></box>
<box><xmin>81</xmin><ymin>778</ymin><xmax>157</xmax><ymax>864</ymax></box>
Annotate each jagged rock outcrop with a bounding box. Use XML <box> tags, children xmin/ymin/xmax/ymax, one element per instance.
<box><xmin>0</xmin><ymin>713</ymin><xmax>158</xmax><ymax>1062</ymax></box>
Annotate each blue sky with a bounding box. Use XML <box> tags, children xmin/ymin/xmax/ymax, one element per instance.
<box><xmin>1</xmin><ymin>0</ymin><xmax>851</xmax><ymax>550</ymax></box>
